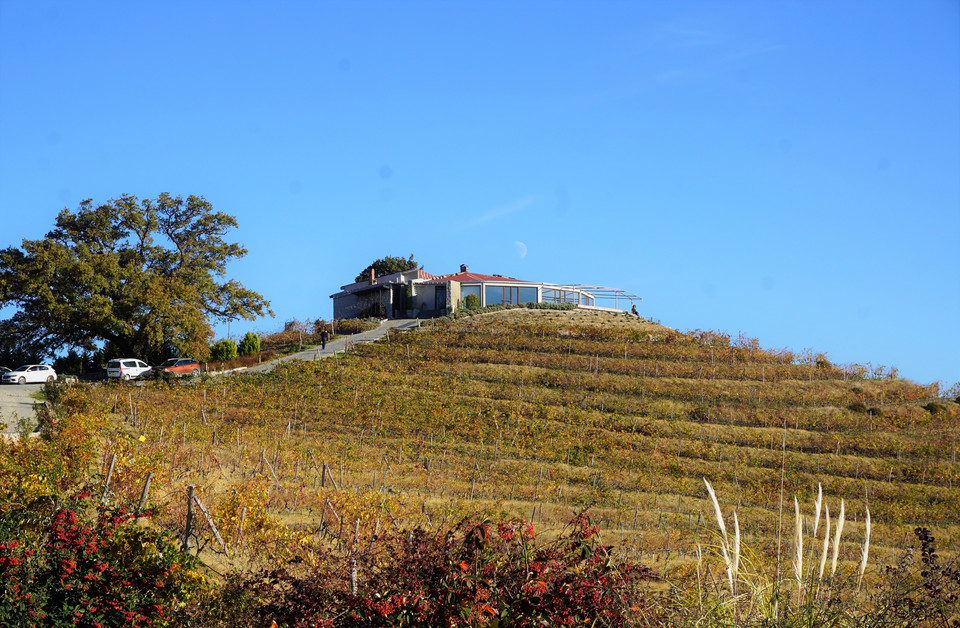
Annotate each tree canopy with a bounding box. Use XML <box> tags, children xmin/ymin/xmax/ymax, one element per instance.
<box><xmin>0</xmin><ymin>193</ymin><xmax>272</xmax><ymax>363</ymax></box>
<box><xmin>354</xmin><ymin>254</ymin><xmax>419</xmax><ymax>283</ymax></box>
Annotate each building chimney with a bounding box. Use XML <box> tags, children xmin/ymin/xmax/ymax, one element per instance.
<box><xmin>460</xmin><ymin>264</ymin><xmax>468</xmax><ymax>273</ymax></box>
<box><xmin>369</xmin><ymin>268</ymin><xmax>376</xmax><ymax>285</ymax></box>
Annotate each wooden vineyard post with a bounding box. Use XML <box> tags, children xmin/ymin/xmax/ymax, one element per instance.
<box><xmin>181</xmin><ymin>486</ymin><xmax>196</xmax><ymax>552</ymax></box>
<box><xmin>320</xmin><ymin>462</ymin><xmax>340</xmax><ymax>490</ymax></box>
<box><xmin>193</xmin><ymin>494</ymin><xmax>230</xmax><ymax>558</ymax></box>
<box><xmin>259</xmin><ymin>448</ymin><xmax>282</xmax><ymax>486</ymax></box>
<box><xmin>137</xmin><ymin>472</ymin><xmax>154</xmax><ymax>512</ymax></box>
<box><xmin>306</xmin><ymin>449</ymin><xmax>322</xmax><ymax>485</ymax></box>
<box><xmin>234</xmin><ymin>506</ymin><xmax>247</xmax><ymax>549</ymax></box>
<box><xmin>101</xmin><ymin>453</ymin><xmax>117</xmax><ymax>502</ymax></box>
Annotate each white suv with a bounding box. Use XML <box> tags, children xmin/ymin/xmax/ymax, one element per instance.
<box><xmin>106</xmin><ymin>359</ymin><xmax>152</xmax><ymax>380</ymax></box>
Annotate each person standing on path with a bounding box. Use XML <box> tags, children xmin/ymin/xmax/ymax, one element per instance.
<box><xmin>320</xmin><ymin>329</ymin><xmax>329</xmax><ymax>350</ymax></box>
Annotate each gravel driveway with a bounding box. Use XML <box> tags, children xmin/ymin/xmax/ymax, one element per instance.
<box><xmin>0</xmin><ymin>383</ymin><xmax>45</xmax><ymax>438</ymax></box>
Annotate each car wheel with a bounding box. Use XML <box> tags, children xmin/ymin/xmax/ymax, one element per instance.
<box><xmin>17</xmin><ymin>376</ymin><xmax>26</xmax><ymax>385</ymax></box>
<box><xmin>122</xmin><ymin>373</ymin><xmax>130</xmax><ymax>380</ymax></box>
<box><xmin>46</xmin><ymin>376</ymin><xmax>54</xmax><ymax>382</ymax></box>
<box><xmin>192</xmin><ymin>368</ymin><xmax>200</xmax><ymax>375</ymax></box>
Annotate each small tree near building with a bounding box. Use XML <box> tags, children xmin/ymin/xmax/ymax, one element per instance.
<box><xmin>209</xmin><ymin>339</ymin><xmax>238</xmax><ymax>362</ymax></box>
<box><xmin>238</xmin><ymin>332</ymin><xmax>260</xmax><ymax>357</ymax></box>
<box><xmin>354</xmin><ymin>254</ymin><xmax>418</xmax><ymax>283</ymax></box>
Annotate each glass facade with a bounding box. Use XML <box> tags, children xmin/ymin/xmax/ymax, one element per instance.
<box><xmin>482</xmin><ymin>285</ymin><xmax>540</xmax><ymax>305</ymax></box>
<box><xmin>462</xmin><ymin>283</ymin><xmax>595</xmax><ymax>308</ymax></box>
<box><xmin>542</xmin><ymin>288</ymin><xmax>580</xmax><ymax>304</ymax></box>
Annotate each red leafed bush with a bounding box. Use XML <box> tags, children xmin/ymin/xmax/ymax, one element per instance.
<box><xmin>0</xmin><ymin>491</ymin><xmax>204</xmax><ymax>628</ymax></box>
<box><xmin>199</xmin><ymin>512</ymin><xmax>659</xmax><ymax>627</ymax></box>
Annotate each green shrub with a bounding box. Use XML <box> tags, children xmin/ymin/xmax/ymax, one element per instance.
<box><xmin>238</xmin><ymin>332</ymin><xmax>260</xmax><ymax>357</ymax></box>
<box><xmin>464</xmin><ymin>293</ymin><xmax>480</xmax><ymax>309</ymax></box>
<box><xmin>41</xmin><ymin>379</ymin><xmax>63</xmax><ymax>406</ymax></box>
<box><xmin>333</xmin><ymin>318</ymin><xmax>380</xmax><ymax>335</ymax></box>
<box><xmin>209</xmin><ymin>339</ymin><xmax>238</xmax><ymax>362</ymax></box>
<box><xmin>525</xmin><ymin>302</ymin><xmax>577</xmax><ymax>311</ymax></box>
<box><xmin>848</xmin><ymin>401</ymin><xmax>868</xmax><ymax>413</ymax></box>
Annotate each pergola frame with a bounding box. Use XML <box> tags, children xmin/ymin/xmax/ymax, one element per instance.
<box><xmin>565</xmin><ymin>285</ymin><xmax>641</xmax><ymax>310</ymax></box>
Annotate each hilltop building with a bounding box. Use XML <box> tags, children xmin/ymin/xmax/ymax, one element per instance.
<box><xmin>331</xmin><ymin>264</ymin><xmax>639</xmax><ymax>320</ymax></box>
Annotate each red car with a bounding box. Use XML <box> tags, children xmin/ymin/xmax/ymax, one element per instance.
<box><xmin>157</xmin><ymin>358</ymin><xmax>202</xmax><ymax>376</ymax></box>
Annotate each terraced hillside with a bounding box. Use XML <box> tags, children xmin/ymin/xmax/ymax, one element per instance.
<box><xmin>55</xmin><ymin>307</ymin><xmax>956</xmax><ymax>585</ymax></box>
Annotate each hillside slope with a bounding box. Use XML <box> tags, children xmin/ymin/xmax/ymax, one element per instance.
<box><xmin>49</xmin><ymin>308</ymin><xmax>960</xmax><ymax>581</ymax></box>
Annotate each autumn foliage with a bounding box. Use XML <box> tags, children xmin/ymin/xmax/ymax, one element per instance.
<box><xmin>0</xmin><ymin>492</ymin><xmax>203</xmax><ymax>628</ymax></box>
<box><xmin>196</xmin><ymin>512</ymin><xmax>658</xmax><ymax>627</ymax></box>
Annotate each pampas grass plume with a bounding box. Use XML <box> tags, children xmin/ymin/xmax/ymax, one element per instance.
<box><xmin>831</xmin><ymin>498</ymin><xmax>845</xmax><ymax>578</ymax></box>
<box><xmin>858</xmin><ymin>506</ymin><xmax>871</xmax><ymax>590</ymax></box>
<box><xmin>813</xmin><ymin>483</ymin><xmax>823</xmax><ymax>537</ymax></box>
<box><xmin>704</xmin><ymin>478</ymin><xmax>738</xmax><ymax>596</ymax></box>
<box><xmin>818</xmin><ymin>504</ymin><xmax>830</xmax><ymax>582</ymax></box>
<box><xmin>794</xmin><ymin>496</ymin><xmax>803</xmax><ymax>587</ymax></box>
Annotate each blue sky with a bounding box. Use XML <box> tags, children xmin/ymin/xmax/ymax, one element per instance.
<box><xmin>1</xmin><ymin>1</ymin><xmax>958</xmax><ymax>387</ymax></box>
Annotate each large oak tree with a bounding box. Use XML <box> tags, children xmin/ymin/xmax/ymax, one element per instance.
<box><xmin>0</xmin><ymin>193</ymin><xmax>272</xmax><ymax>363</ymax></box>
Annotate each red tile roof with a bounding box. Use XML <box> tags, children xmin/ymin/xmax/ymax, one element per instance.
<box><xmin>433</xmin><ymin>271</ymin><xmax>523</xmax><ymax>283</ymax></box>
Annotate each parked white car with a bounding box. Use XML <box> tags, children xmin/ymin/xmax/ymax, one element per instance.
<box><xmin>2</xmin><ymin>364</ymin><xmax>57</xmax><ymax>385</ymax></box>
<box><xmin>106</xmin><ymin>359</ymin><xmax>152</xmax><ymax>380</ymax></box>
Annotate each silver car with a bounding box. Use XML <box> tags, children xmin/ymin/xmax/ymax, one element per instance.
<box><xmin>2</xmin><ymin>364</ymin><xmax>58</xmax><ymax>385</ymax></box>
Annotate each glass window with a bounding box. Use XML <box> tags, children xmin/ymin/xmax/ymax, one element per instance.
<box><xmin>462</xmin><ymin>285</ymin><xmax>481</xmax><ymax>300</ymax></box>
<box><xmin>485</xmin><ymin>285</ymin><xmax>503</xmax><ymax>305</ymax></box>
<box><xmin>518</xmin><ymin>287</ymin><xmax>538</xmax><ymax>304</ymax></box>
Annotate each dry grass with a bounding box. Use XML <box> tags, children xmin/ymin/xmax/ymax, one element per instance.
<box><xmin>482</xmin><ymin>306</ymin><xmax>673</xmax><ymax>333</ymax></box>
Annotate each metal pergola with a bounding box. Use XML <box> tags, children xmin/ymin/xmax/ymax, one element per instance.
<box><xmin>568</xmin><ymin>285</ymin><xmax>641</xmax><ymax>310</ymax></box>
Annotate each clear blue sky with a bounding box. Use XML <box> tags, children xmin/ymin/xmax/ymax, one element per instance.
<box><xmin>1</xmin><ymin>1</ymin><xmax>958</xmax><ymax>387</ymax></box>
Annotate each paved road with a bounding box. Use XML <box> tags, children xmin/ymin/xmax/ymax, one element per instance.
<box><xmin>246</xmin><ymin>318</ymin><xmax>421</xmax><ymax>373</ymax></box>
<box><xmin>0</xmin><ymin>383</ymin><xmax>45</xmax><ymax>438</ymax></box>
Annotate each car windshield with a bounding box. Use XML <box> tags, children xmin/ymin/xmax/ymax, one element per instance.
<box><xmin>12</xmin><ymin>366</ymin><xmax>29</xmax><ymax>372</ymax></box>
